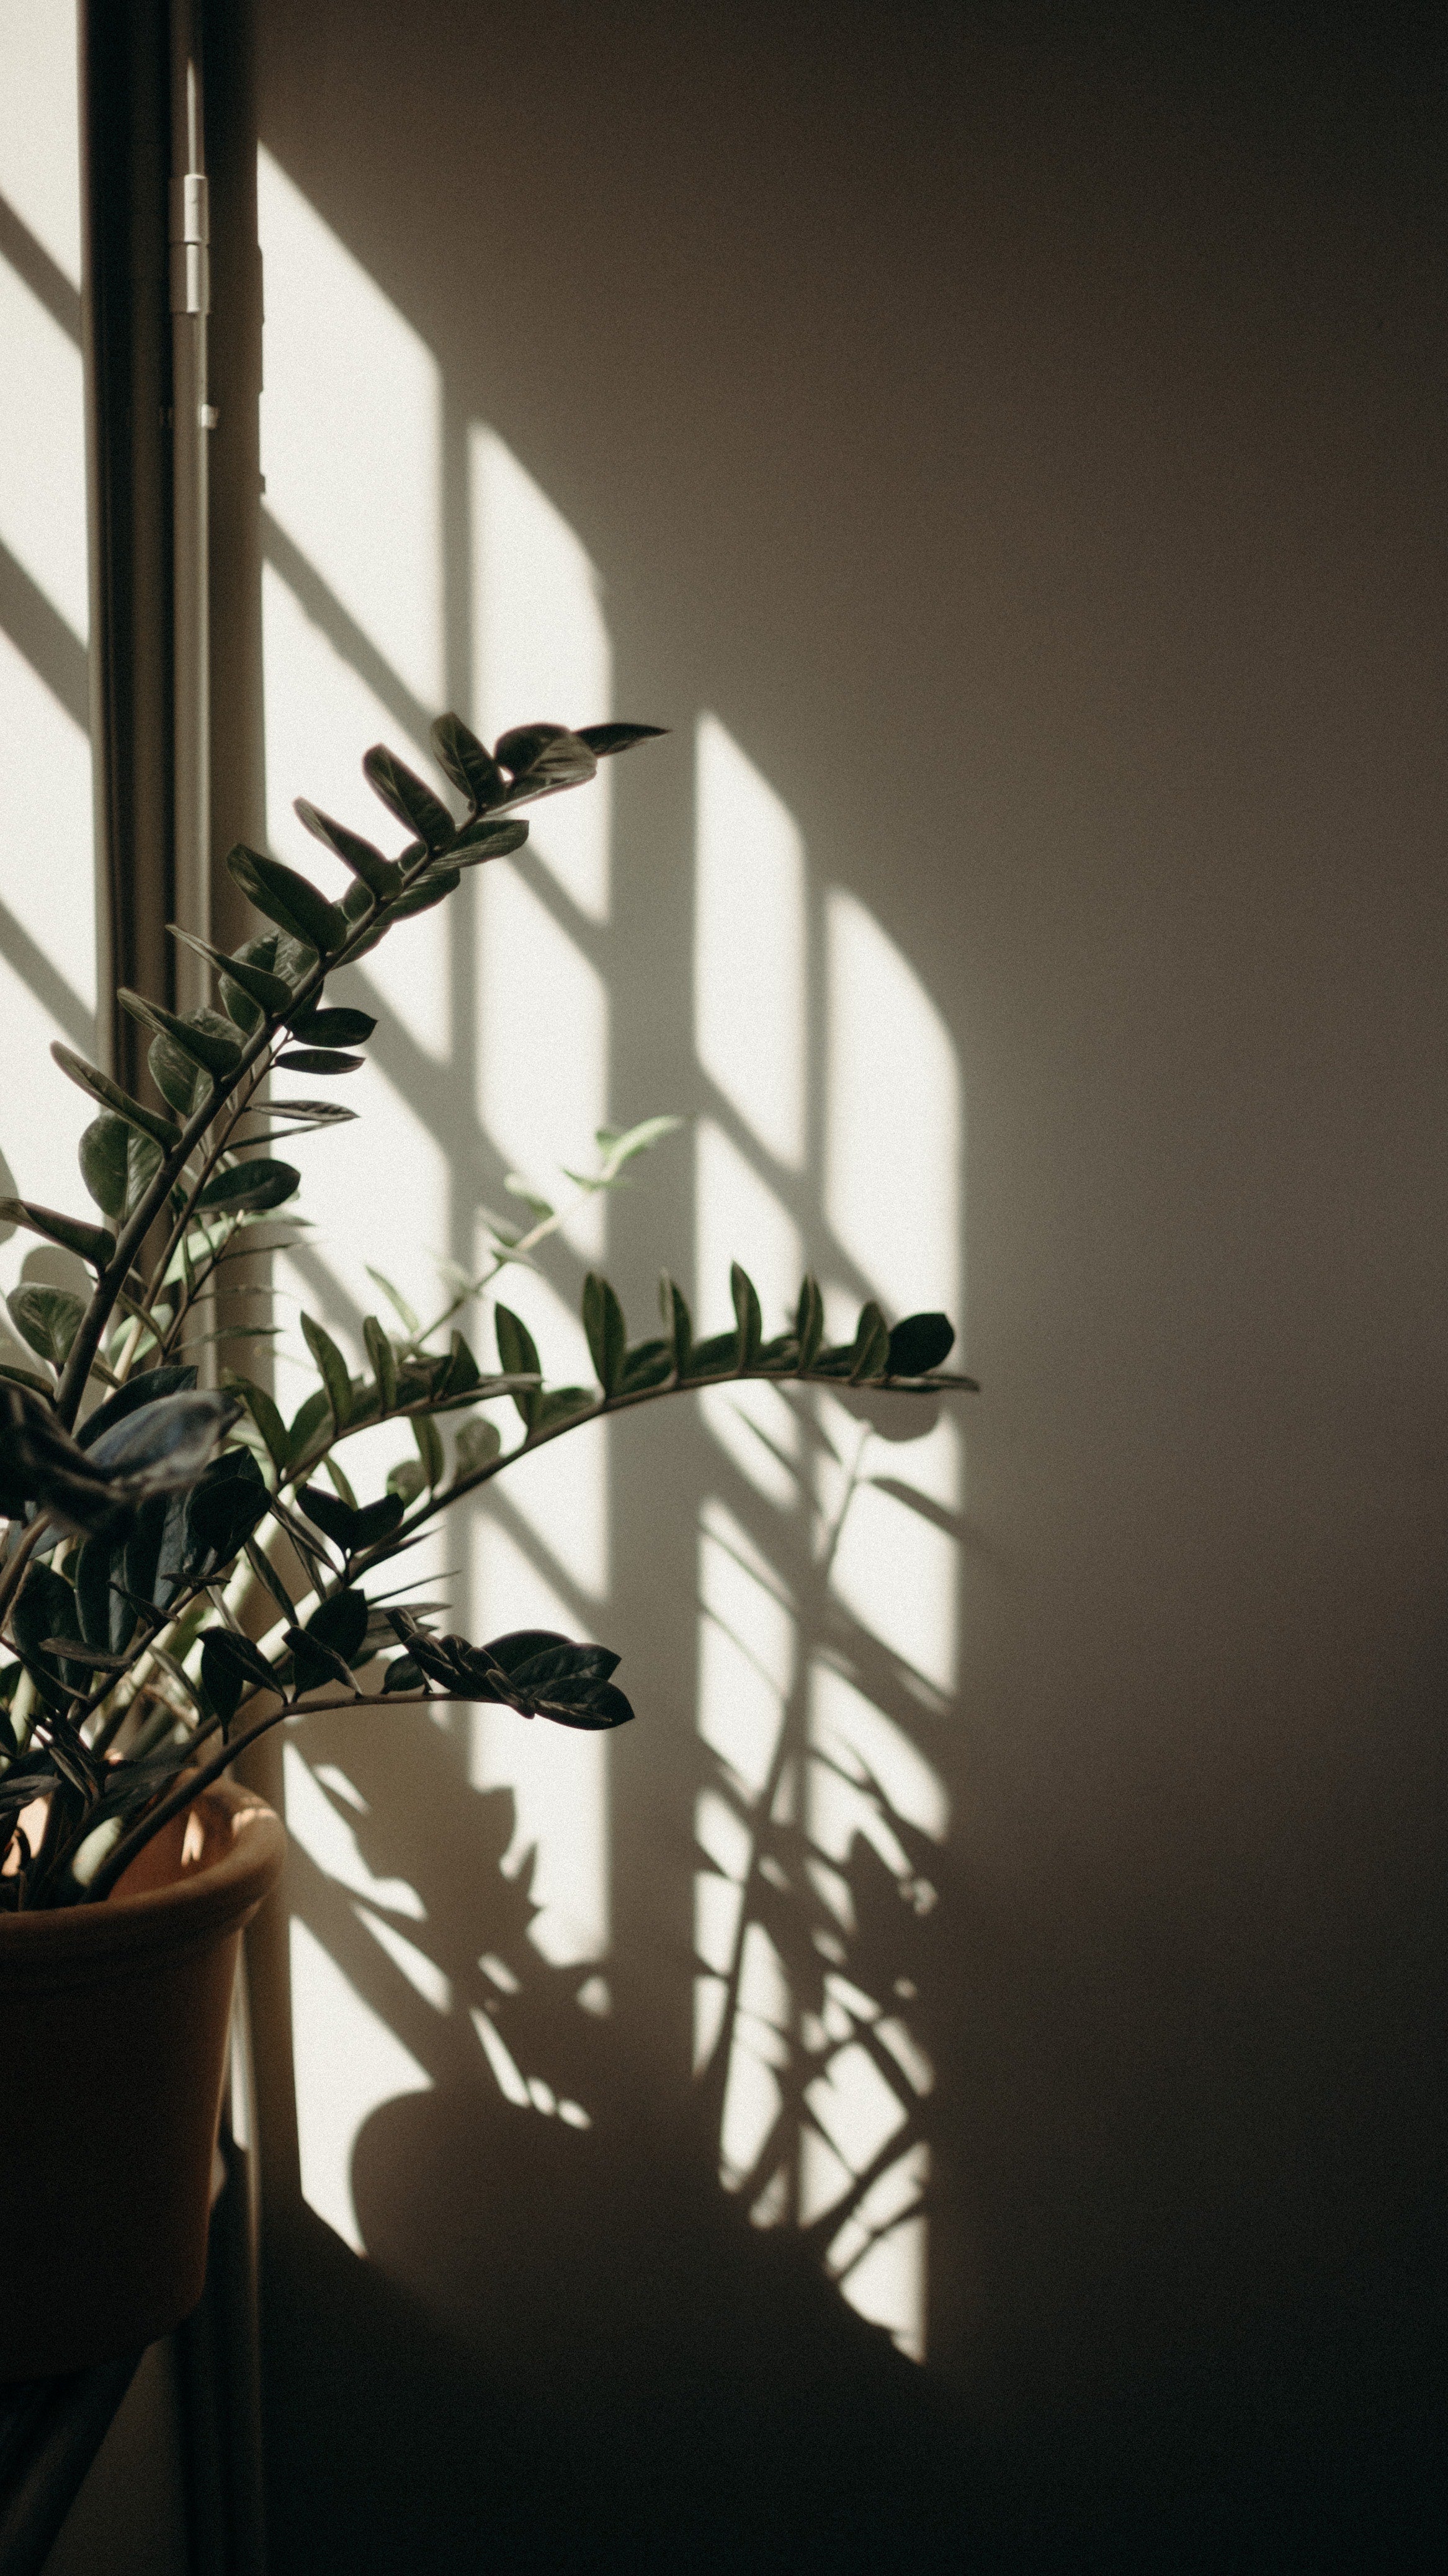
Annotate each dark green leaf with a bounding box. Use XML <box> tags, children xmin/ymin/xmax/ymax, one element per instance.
<box><xmin>7</xmin><ymin>1285</ymin><xmax>85</xmax><ymax>1370</ymax></box>
<box><xmin>74</xmin><ymin>1534</ymin><xmax>135</xmax><ymax>1655</ymax></box>
<box><xmin>218</xmin><ymin>930</ymin><xmax>316</xmax><ymax>1030</ymax></box>
<box><xmin>659</xmin><ymin>1273</ymin><xmax>692</xmax><ymax>1378</ymax></box>
<box><xmin>795</xmin><ymin>1275</ymin><xmax>825</xmax><ymax>1371</ymax></box>
<box><xmin>243</xmin><ymin>1535</ymin><xmax>295</xmax><ymax>1623</ymax></box>
<box><xmin>440</xmin><ymin>1330</ymin><xmax>481</xmax><ymax>1401</ymax></box>
<box><xmin>448</xmin><ymin>816</ymin><xmax>529</xmax><ymax>863</ymax></box>
<box><xmin>302</xmin><ymin>1312</ymin><xmax>353</xmax><ymax>1429</ymax></box>
<box><xmin>182</xmin><ymin>1448</ymin><xmax>268</xmax><ymax>1571</ymax></box>
<box><xmin>350</xmin><ymin>1492</ymin><xmax>406</xmax><ymax>1550</ymax></box>
<box><xmin>78</xmin><ymin>1363</ymin><xmax>197</xmax><ymax>1450</ymax></box>
<box><xmin>382</xmin><ymin>868</ymin><xmax>458</xmax><ymax>923</ymax></box>
<box><xmin>292</xmin><ymin>799</ymin><xmax>401</xmax><ymax>899</ymax></box>
<box><xmin>285</xmin><ymin>1621</ymin><xmax>355</xmax><ymax>1695</ymax></box>
<box><xmin>382</xmin><ymin>1653</ymin><xmax>424</xmax><ymax>1693</ymax></box>
<box><xmin>887</xmin><ymin>1311</ymin><xmax>956</xmax><ymax>1376</ymax></box>
<box><xmin>620</xmin><ymin>1337</ymin><xmax>672</xmax><ymax>1393</ymax></box>
<box><xmin>361</xmin><ymin>744</ymin><xmax>456</xmax><ymax>852</ymax></box>
<box><xmin>297</xmin><ymin>1482</ymin><xmax>357</xmax><ymax>1548</ymax></box>
<box><xmin>364</xmin><ymin>1316</ymin><xmax>396</xmax><ymax>1412</ymax></box>
<box><xmin>386</xmin><ymin>1459</ymin><xmax>426</xmax><ymax>1504</ymax></box>
<box><xmin>849</xmin><ymin>1300</ymin><xmax>891</xmax><ymax>1382</ymax></box>
<box><xmin>225</xmin><ymin>1371</ymin><xmax>289</xmax><ymax>1473</ymax></box>
<box><xmin>0</xmin><ymin>1198</ymin><xmax>114</xmax><ymax>1272</ymax></box>
<box><xmin>257</xmin><ymin>1098</ymin><xmax>357</xmax><ymax>1129</ymax></box>
<box><xmin>582</xmin><ymin>1272</ymin><xmax>627</xmax><ymax>1395</ymax></box>
<box><xmin>201</xmin><ymin>1628</ymin><xmax>279</xmax><ymax>1725</ymax></box>
<box><xmin>575</xmin><ymin>722</ymin><xmax>668</xmax><ymax>759</ymax></box>
<box><xmin>79</xmin><ymin>1115</ymin><xmax>163</xmax><ymax>1223</ymax></box>
<box><xmin>12</xmin><ymin>1562</ymin><xmax>86</xmax><ymax>1703</ymax></box>
<box><xmin>730</xmin><ymin>1263</ymin><xmax>762</xmax><ymax>1371</ymax></box>
<box><xmin>535</xmin><ymin>1679</ymin><xmax>635</xmax><ymax>1731</ymax></box>
<box><xmin>494</xmin><ymin>1304</ymin><xmax>540</xmax><ymax>1430</ymax></box>
<box><xmin>412</xmin><ymin>1412</ymin><xmax>444</xmax><ymax>1488</ymax></box>
<box><xmin>287</xmin><ymin>1006</ymin><xmax>377</xmax><ymax>1048</ymax></box>
<box><xmin>686</xmin><ymin>1330</ymin><xmax>739</xmax><ymax>1381</ymax></box>
<box><xmin>287</xmin><ymin>1385</ymin><xmax>333</xmax><ymax>1469</ymax></box>
<box><xmin>431</xmin><ymin>712</ymin><xmax>507</xmax><ymax>812</ymax></box>
<box><xmin>117</xmin><ymin>990</ymin><xmax>242</xmax><ymax>1079</ymax></box>
<box><xmin>170</xmin><ymin>925</ymin><xmax>294</xmax><ymax>1021</ymax></box>
<box><xmin>51</xmin><ymin>1045</ymin><xmax>180</xmax><ymax>1151</ymax></box>
<box><xmin>533</xmin><ymin>1386</ymin><xmax>595</xmax><ymax>1435</ymax></box>
<box><xmin>493</xmin><ymin>724</ymin><xmax>597</xmax><ymax>799</ymax></box>
<box><xmin>148</xmin><ymin>1029</ymin><xmax>210</xmax><ymax>1116</ymax></box>
<box><xmin>226</xmin><ymin>844</ymin><xmax>349</xmax><ymax>954</ymax></box>
<box><xmin>195</xmin><ymin>1159</ymin><xmax>301</xmax><ymax>1214</ymax></box>
<box><xmin>275</xmin><ymin>1048</ymin><xmax>363</xmax><ymax>1076</ymax></box>
<box><xmin>454</xmin><ymin>1416</ymin><xmax>501</xmax><ymax>1476</ymax></box>
<box><xmin>306</xmin><ymin>1586</ymin><xmax>370</xmax><ymax>1664</ymax></box>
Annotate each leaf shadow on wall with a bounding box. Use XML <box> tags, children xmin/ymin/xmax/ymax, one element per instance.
<box><xmin>264</xmin><ymin>1695</ymin><xmax>983</xmax><ymax>2576</ymax></box>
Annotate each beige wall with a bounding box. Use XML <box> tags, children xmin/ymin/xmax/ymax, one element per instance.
<box><xmin>248</xmin><ymin>6</ymin><xmax>1448</xmax><ymax>2565</ymax></box>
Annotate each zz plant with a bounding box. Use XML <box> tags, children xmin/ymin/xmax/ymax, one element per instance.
<box><xmin>0</xmin><ymin>716</ymin><xmax>973</xmax><ymax>1912</ymax></box>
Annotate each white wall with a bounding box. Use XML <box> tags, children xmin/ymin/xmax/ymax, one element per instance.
<box><xmin>246</xmin><ymin>6</ymin><xmax>1448</xmax><ymax>2565</ymax></box>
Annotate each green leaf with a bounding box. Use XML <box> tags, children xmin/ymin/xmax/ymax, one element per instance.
<box><xmin>225</xmin><ymin>1371</ymin><xmax>289</xmax><ymax>1473</ymax></box>
<box><xmin>795</xmin><ymin>1275</ymin><xmax>825</xmax><ymax>1371</ymax></box>
<box><xmin>148</xmin><ymin>1030</ymin><xmax>210</xmax><ymax>1116</ymax></box>
<box><xmin>448</xmin><ymin>816</ymin><xmax>529</xmax><ymax>863</ymax></box>
<box><xmin>182</xmin><ymin>1448</ymin><xmax>269</xmax><ymax>1572</ymax></box>
<box><xmin>117</xmin><ymin>990</ymin><xmax>242</xmax><ymax>1079</ymax></box>
<box><xmin>533</xmin><ymin>1386</ymin><xmax>594</xmax><ymax>1435</ymax></box>
<box><xmin>659</xmin><ymin>1273</ymin><xmax>692</xmax><ymax>1378</ymax></box>
<box><xmin>297</xmin><ymin>1483</ymin><xmax>358</xmax><ymax>1548</ymax></box>
<box><xmin>7</xmin><ymin>1285</ymin><xmax>86</xmax><ymax>1370</ymax></box>
<box><xmin>364</xmin><ymin>1315</ymin><xmax>396</xmax><ymax>1411</ymax></box>
<box><xmin>218</xmin><ymin>931</ymin><xmax>316</xmax><ymax>1030</ymax></box>
<box><xmin>306</xmin><ymin>1586</ymin><xmax>370</xmax><ymax>1664</ymax></box>
<box><xmin>286</xmin><ymin>1006</ymin><xmax>376</xmax><ymax>1048</ymax></box>
<box><xmin>381</xmin><ymin>868</ymin><xmax>458</xmax><ymax>923</ymax></box>
<box><xmin>302</xmin><ymin>1312</ymin><xmax>353</xmax><ymax>1429</ymax></box>
<box><xmin>730</xmin><ymin>1263</ymin><xmax>762</xmax><ymax>1371</ymax></box>
<box><xmin>575</xmin><ymin>722</ymin><xmax>668</xmax><ymax>760</ymax></box>
<box><xmin>201</xmin><ymin>1628</ymin><xmax>279</xmax><ymax>1726</ymax></box>
<box><xmin>454</xmin><ymin>1416</ymin><xmax>501</xmax><ymax>1476</ymax></box>
<box><xmin>51</xmin><ymin>1044</ymin><xmax>181</xmax><ymax>1151</ymax></box>
<box><xmin>361</xmin><ymin>743</ymin><xmax>456</xmax><ymax>852</ymax></box>
<box><xmin>350</xmin><ymin>1492</ymin><xmax>406</xmax><ymax>1549</ymax></box>
<box><xmin>431</xmin><ymin>712</ymin><xmax>507</xmax><ymax>812</ymax></box>
<box><xmin>686</xmin><ymin>1331</ymin><xmax>740</xmax><ymax>1381</ymax></box>
<box><xmin>79</xmin><ymin>1115</ymin><xmax>163</xmax><ymax>1223</ymax></box>
<box><xmin>12</xmin><ymin>1562</ymin><xmax>87</xmax><ymax>1705</ymax></box>
<box><xmin>412</xmin><ymin>1412</ymin><xmax>444</xmax><ymax>1488</ymax></box>
<box><xmin>440</xmin><ymin>1330</ymin><xmax>481</xmax><ymax>1401</ymax></box>
<box><xmin>226</xmin><ymin>844</ymin><xmax>349</xmax><ymax>954</ymax></box>
<box><xmin>620</xmin><ymin>1338</ymin><xmax>672</xmax><ymax>1393</ymax></box>
<box><xmin>170</xmin><ymin>926</ymin><xmax>294</xmax><ymax>1022</ymax></box>
<box><xmin>0</xmin><ymin>1198</ymin><xmax>114</xmax><ymax>1272</ymax></box>
<box><xmin>74</xmin><ymin>1534</ymin><xmax>135</xmax><ymax>1656</ymax></box>
<box><xmin>386</xmin><ymin>1458</ymin><xmax>426</xmax><ymax>1504</ymax></box>
<box><xmin>849</xmin><ymin>1300</ymin><xmax>891</xmax><ymax>1382</ymax></box>
<box><xmin>275</xmin><ymin>1048</ymin><xmax>363</xmax><ymax>1076</ymax></box>
<box><xmin>287</xmin><ymin>1385</ymin><xmax>333</xmax><ymax>1470</ymax></box>
<box><xmin>887</xmin><ymin>1312</ymin><xmax>956</xmax><ymax>1376</ymax></box>
<box><xmin>494</xmin><ymin>1303</ymin><xmax>540</xmax><ymax>1430</ymax></box>
<box><xmin>582</xmin><ymin>1272</ymin><xmax>627</xmax><ymax>1396</ymax></box>
<box><xmin>596</xmin><ymin>1113</ymin><xmax>684</xmax><ymax>1178</ymax></box>
<box><xmin>365</xmin><ymin>1267</ymin><xmax>419</xmax><ymax>1337</ymax></box>
<box><xmin>243</xmin><ymin>1534</ymin><xmax>295</xmax><ymax>1623</ymax></box>
<box><xmin>292</xmin><ymin>799</ymin><xmax>401</xmax><ymax>899</ymax></box>
<box><xmin>195</xmin><ymin>1158</ymin><xmax>301</xmax><ymax>1215</ymax></box>
<box><xmin>493</xmin><ymin>724</ymin><xmax>597</xmax><ymax>802</ymax></box>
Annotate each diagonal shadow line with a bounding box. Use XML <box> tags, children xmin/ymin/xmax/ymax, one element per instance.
<box><xmin>0</xmin><ymin>194</ymin><xmax>81</xmax><ymax>343</ymax></box>
<box><xmin>0</xmin><ymin>539</ymin><xmax>89</xmax><ymax>732</ymax></box>
<box><xmin>262</xmin><ymin>510</ymin><xmax>436</xmax><ymax>758</ymax></box>
<box><xmin>0</xmin><ymin>891</ymin><xmax>94</xmax><ymax>1051</ymax></box>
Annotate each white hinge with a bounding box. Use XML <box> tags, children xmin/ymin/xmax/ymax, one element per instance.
<box><xmin>169</xmin><ymin>171</ymin><xmax>210</xmax><ymax>315</ymax></box>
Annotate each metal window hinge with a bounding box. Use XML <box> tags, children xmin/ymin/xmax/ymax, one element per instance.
<box><xmin>169</xmin><ymin>171</ymin><xmax>210</xmax><ymax>316</ymax></box>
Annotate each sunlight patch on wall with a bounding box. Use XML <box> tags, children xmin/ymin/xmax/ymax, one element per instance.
<box><xmin>694</xmin><ymin>714</ymin><xmax>805</xmax><ymax>1169</ymax></box>
<box><xmin>469</xmin><ymin>1521</ymin><xmax>610</xmax><ymax>1967</ymax></box>
<box><xmin>470</xmin><ymin>427</ymin><xmax>612</xmax><ymax>922</ymax></box>
<box><xmin>257</xmin><ymin>148</ymin><xmax>442</xmax><ymax>709</ymax></box>
<box><xmin>288</xmin><ymin>1913</ymin><xmax>432</xmax><ymax>2255</ymax></box>
<box><xmin>0</xmin><ymin>0</ymin><xmax>94</xmax><ymax>1318</ymax></box>
<box><xmin>476</xmin><ymin>863</ymin><xmax>607</xmax><ymax>1258</ymax></box>
<box><xmin>825</xmin><ymin>888</ymin><xmax>960</xmax><ymax>1320</ymax></box>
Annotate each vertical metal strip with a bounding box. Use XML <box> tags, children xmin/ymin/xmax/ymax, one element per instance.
<box><xmin>169</xmin><ymin>0</ymin><xmax>212</xmax><ymax>1013</ymax></box>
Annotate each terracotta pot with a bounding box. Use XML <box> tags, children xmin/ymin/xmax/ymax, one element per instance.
<box><xmin>0</xmin><ymin>1779</ymin><xmax>284</xmax><ymax>2379</ymax></box>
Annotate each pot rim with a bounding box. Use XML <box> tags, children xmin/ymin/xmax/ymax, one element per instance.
<box><xmin>0</xmin><ymin>1777</ymin><xmax>284</xmax><ymax>1973</ymax></box>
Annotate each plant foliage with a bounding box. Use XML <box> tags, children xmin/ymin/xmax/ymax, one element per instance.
<box><xmin>0</xmin><ymin>716</ymin><xmax>974</xmax><ymax>1909</ymax></box>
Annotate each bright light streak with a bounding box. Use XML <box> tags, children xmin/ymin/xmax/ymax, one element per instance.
<box><xmin>469</xmin><ymin>1521</ymin><xmax>610</xmax><ymax>1967</ymax></box>
<box><xmin>694</xmin><ymin>715</ymin><xmax>805</xmax><ymax>1168</ymax></box>
<box><xmin>0</xmin><ymin>263</ymin><xmax>87</xmax><ymax>640</ymax></box>
<box><xmin>0</xmin><ymin>4</ymin><xmax>83</xmax><ymax>285</ymax></box>
<box><xmin>476</xmin><ymin>861</ymin><xmax>607</xmax><ymax>1256</ymax></box>
<box><xmin>470</xmin><ymin>427</ymin><xmax>612</xmax><ymax>920</ymax></box>
<box><xmin>825</xmin><ymin>889</ymin><xmax>960</xmax><ymax>1319</ymax></box>
<box><xmin>257</xmin><ymin>149</ymin><xmax>442</xmax><ymax>709</ymax></box>
<box><xmin>288</xmin><ymin>1915</ymin><xmax>432</xmax><ymax>2255</ymax></box>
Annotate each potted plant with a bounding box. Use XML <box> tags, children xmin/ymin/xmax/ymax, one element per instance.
<box><xmin>0</xmin><ymin>714</ymin><xmax>973</xmax><ymax>2376</ymax></box>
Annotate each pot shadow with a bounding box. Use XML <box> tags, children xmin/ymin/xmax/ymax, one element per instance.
<box><xmin>261</xmin><ymin>1699</ymin><xmax>983</xmax><ymax>2575</ymax></box>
